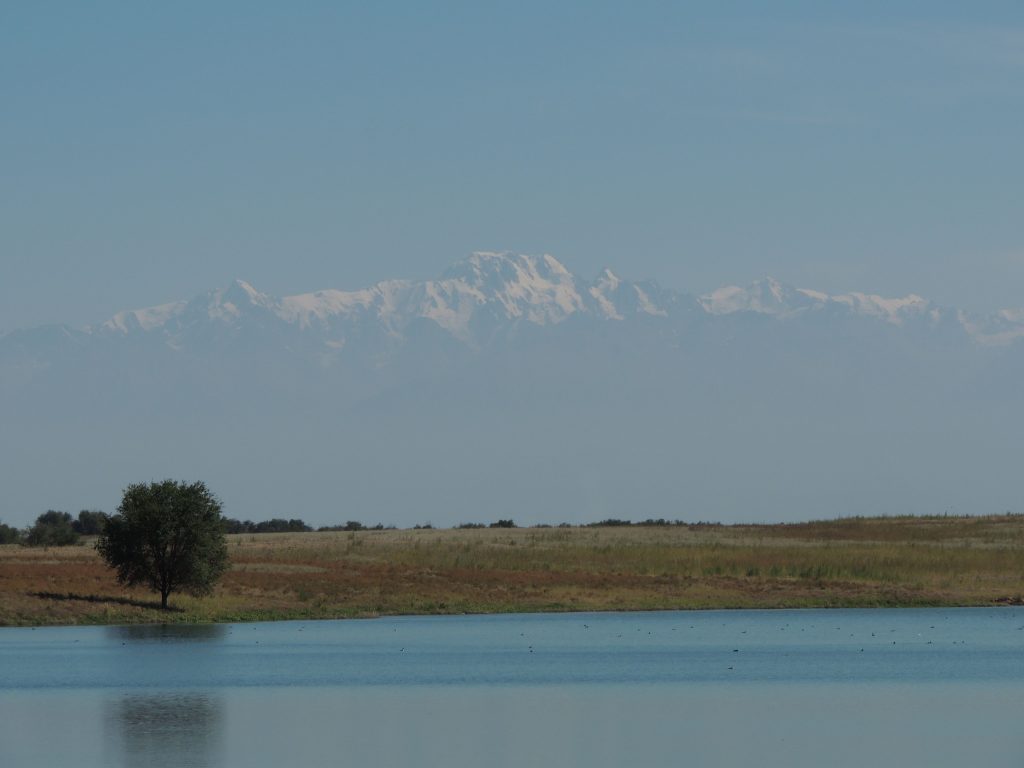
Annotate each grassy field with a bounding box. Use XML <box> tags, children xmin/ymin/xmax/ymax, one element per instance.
<box><xmin>2</xmin><ymin>515</ymin><xmax>1024</xmax><ymax>626</ymax></box>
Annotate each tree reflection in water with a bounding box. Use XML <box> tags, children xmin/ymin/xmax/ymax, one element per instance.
<box><xmin>108</xmin><ymin>692</ymin><xmax>223</xmax><ymax>768</ymax></box>
<box><xmin>105</xmin><ymin>623</ymin><xmax>227</xmax><ymax>643</ymax></box>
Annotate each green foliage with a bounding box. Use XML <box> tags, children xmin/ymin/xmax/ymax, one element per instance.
<box><xmin>72</xmin><ymin>509</ymin><xmax>108</xmax><ymax>536</ymax></box>
<box><xmin>584</xmin><ymin>518</ymin><xmax>686</xmax><ymax>527</ymax></box>
<box><xmin>97</xmin><ymin>480</ymin><xmax>228</xmax><ymax>609</ymax></box>
<box><xmin>221</xmin><ymin>517</ymin><xmax>311</xmax><ymax>533</ymax></box>
<box><xmin>221</xmin><ymin>518</ymin><xmax>249</xmax><ymax>534</ymax></box>
<box><xmin>254</xmin><ymin>518</ymin><xmax>311</xmax><ymax>533</ymax></box>
<box><xmin>489</xmin><ymin>519</ymin><xmax>517</xmax><ymax>528</ymax></box>
<box><xmin>0</xmin><ymin>521</ymin><xmax>21</xmax><ymax>545</ymax></box>
<box><xmin>318</xmin><ymin>522</ymin><xmax>387</xmax><ymax>531</ymax></box>
<box><xmin>25</xmin><ymin>510</ymin><xmax>80</xmax><ymax>546</ymax></box>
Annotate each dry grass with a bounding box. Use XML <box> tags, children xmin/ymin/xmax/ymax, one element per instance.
<box><xmin>2</xmin><ymin>516</ymin><xmax>1024</xmax><ymax>626</ymax></box>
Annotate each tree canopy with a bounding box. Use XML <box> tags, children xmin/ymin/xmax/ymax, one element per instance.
<box><xmin>72</xmin><ymin>509</ymin><xmax>108</xmax><ymax>536</ymax></box>
<box><xmin>97</xmin><ymin>480</ymin><xmax>228</xmax><ymax>609</ymax></box>
<box><xmin>25</xmin><ymin>510</ymin><xmax>80</xmax><ymax>546</ymax></box>
<box><xmin>0</xmin><ymin>521</ymin><xmax>21</xmax><ymax>545</ymax></box>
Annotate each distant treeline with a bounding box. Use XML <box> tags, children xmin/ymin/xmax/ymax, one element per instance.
<box><xmin>0</xmin><ymin>512</ymin><xmax>719</xmax><ymax>548</ymax></box>
<box><xmin>584</xmin><ymin>518</ymin><xmax>711</xmax><ymax>527</ymax></box>
<box><xmin>317</xmin><ymin>521</ymin><xmax>393</xmax><ymax>532</ymax></box>
<box><xmin>0</xmin><ymin>510</ymin><xmax>108</xmax><ymax>546</ymax></box>
<box><xmin>222</xmin><ymin>518</ymin><xmax>312</xmax><ymax>534</ymax></box>
<box><xmin>456</xmin><ymin>518</ymin><xmax>704</xmax><ymax>529</ymax></box>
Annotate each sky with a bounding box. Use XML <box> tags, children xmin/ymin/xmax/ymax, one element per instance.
<box><xmin>2</xmin><ymin>1</ymin><xmax>1023</xmax><ymax>333</ymax></box>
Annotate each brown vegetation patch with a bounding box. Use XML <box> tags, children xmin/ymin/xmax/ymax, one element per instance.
<box><xmin>230</xmin><ymin>563</ymin><xmax>328</xmax><ymax>574</ymax></box>
<box><xmin>2</xmin><ymin>516</ymin><xmax>1024</xmax><ymax>625</ymax></box>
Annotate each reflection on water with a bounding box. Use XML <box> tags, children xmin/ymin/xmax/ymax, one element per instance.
<box><xmin>105</xmin><ymin>623</ymin><xmax>227</xmax><ymax>643</ymax></box>
<box><xmin>107</xmin><ymin>692</ymin><xmax>223</xmax><ymax>768</ymax></box>
<box><xmin>2</xmin><ymin>609</ymin><xmax>1024</xmax><ymax>767</ymax></box>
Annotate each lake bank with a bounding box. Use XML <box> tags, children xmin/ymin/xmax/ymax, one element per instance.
<box><xmin>2</xmin><ymin>515</ymin><xmax>1023</xmax><ymax>626</ymax></box>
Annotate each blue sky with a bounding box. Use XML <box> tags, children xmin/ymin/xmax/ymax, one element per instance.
<box><xmin>2</xmin><ymin>2</ymin><xmax>1023</xmax><ymax>332</ymax></box>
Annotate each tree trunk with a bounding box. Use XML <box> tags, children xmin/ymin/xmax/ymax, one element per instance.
<box><xmin>161</xmin><ymin>590</ymin><xmax>169</xmax><ymax>610</ymax></box>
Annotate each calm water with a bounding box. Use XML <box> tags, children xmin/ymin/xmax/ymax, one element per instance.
<box><xmin>2</xmin><ymin>608</ymin><xmax>1023</xmax><ymax>766</ymax></box>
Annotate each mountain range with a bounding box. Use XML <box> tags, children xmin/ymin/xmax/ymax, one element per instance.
<box><xmin>2</xmin><ymin>252</ymin><xmax>1022</xmax><ymax>527</ymax></box>
<box><xmin>8</xmin><ymin>251</ymin><xmax>1023</xmax><ymax>351</ymax></box>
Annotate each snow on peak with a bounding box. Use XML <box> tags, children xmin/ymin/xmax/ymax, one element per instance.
<box><xmin>590</xmin><ymin>269</ymin><xmax>624</xmax><ymax>319</ymax></box>
<box><xmin>223</xmin><ymin>278</ymin><xmax>273</xmax><ymax>307</ymax></box>
<box><xmin>85</xmin><ymin>258</ymin><xmax>1016</xmax><ymax>350</ymax></box>
<box><xmin>101</xmin><ymin>301</ymin><xmax>187</xmax><ymax>334</ymax></box>
<box><xmin>443</xmin><ymin>251</ymin><xmax>517</xmax><ymax>284</ymax></box>
<box><xmin>588</xmin><ymin>268</ymin><xmax>670</xmax><ymax>320</ymax></box>
<box><xmin>494</xmin><ymin>253</ymin><xmax>584</xmax><ymax>322</ymax></box>
<box><xmin>633</xmin><ymin>285</ymin><xmax>668</xmax><ymax>317</ymax></box>
<box><xmin>278</xmin><ymin>285</ymin><xmax>401</xmax><ymax>329</ymax></box>
<box><xmin>829</xmin><ymin>292</ymin><xmax>928</xmax><ymax>322</ymax></box>
<box><xmin>598</xmin><ymin>268</ymin><xmax>621</xmax><ymax>288</ymax></box>
<box><xmin>959</xmin><ymin>306</ymin><xmax>1024</xmax><ymax>346</ymax></box>
<box><xmin>197</xmin><ymin>279</ymin><xmax>277</xmax><ymax>322</ymax></box>
<box><xmin>541</xmin><ymin>253</ymin><xmax>571</xmax><ymax>276</ymax></box>
<box><xmin>439</xmin><ymin>251</ymin><xmax>584</xmax><ymax>325</ymax></box>
<box><xmin>700</xmin><ymin>277</ymin><xmax>812</xmax><ymax>315</ymax></box>
<box><xmin>701</xmin><ymin>277</ymin><xmax>931</xmax><ymax>325</ymax></box>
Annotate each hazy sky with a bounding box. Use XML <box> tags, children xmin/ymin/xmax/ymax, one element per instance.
<box><xmin>3</xmin><ymin>2</ymin><xmax>1023</xmax><ymax>332</ymax></box>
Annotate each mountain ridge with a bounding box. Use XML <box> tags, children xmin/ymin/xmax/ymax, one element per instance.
<box><xmin>2</xmin><ymin>251</ymin><xmax>1023</xmax><ymax>528</ymax></box>
<box><xmin>27</xmin><ymin>251</ymin><xmax>1019</xmax><ymax>350</ymax></box>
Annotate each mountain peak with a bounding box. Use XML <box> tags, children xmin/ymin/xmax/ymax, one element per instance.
<box><xmin>700</xmin><ymin>276</ymin><xmax>807</xmax><ymax>315</ymax></box>
<box><xmin>443</xmin><ymin>251</ymin><xmax>571</xmax><ymax>285</ymax></box>
<box><xmin>436</xmin><ymin>251</ymin><xmax>583</xmax><ymax>326</ymax></box>
<box><xmin>222</xmin><ymin>279</ymin><xmax>270</xmax><ymax>306</ymax></box>
<box><xmin>598</xmin><ymin>268</ymin><xmax>621</xmax><ymax>284</ymax></box>
<box><xmin>442</xmin><ymin>251</ymin><xmax>516</xmax><ymax>283</ymax></box>
<box><xmin>700</xmin><ymin>277</ymin><xmax>940</xmax><ymax>327</ymax></box>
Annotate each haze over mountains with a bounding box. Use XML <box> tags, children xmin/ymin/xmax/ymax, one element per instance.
<box><xmin>2</xmin><ymin>252</ymin><xmax>1022</xmax><ymax>528</ymax></box>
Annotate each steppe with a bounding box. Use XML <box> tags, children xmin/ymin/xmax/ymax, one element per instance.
<box><xmin>2</xmin><ymin>516</ymin><xmax>1023</xmax><ymax>625</ymax></box>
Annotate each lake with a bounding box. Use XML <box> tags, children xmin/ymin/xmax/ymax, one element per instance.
<box><xmin>2</xmin><ymin>608</ymin><xmax>1023</xmax><ymax>767</ymax></box>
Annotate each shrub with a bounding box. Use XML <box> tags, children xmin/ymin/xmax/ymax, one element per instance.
<box><xmin>25</xmin><ymin>511</ymin><xmax>80</xmax><ymax>546</ymax></box>
<box><xmin>222</xmin><ymin>518</ymin><xmax>251</xmax><ymax>534</ymax></box>
<box><xmin>0</xmin><ymin>521</ymin><xmax>21</xmax><ymax>545</ymax></box>
<box><xmin>489</xmin><ymin>519</ymin><xmax>517</xmax><ymax>529</ymax></box>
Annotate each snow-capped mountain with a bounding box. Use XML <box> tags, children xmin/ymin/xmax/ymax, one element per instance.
<box><xmin>71</xmin><ymin>252</ymin><xmax>1024</xmax><ymax>351</ymax></box>
<box><xmin>698</xmin><ymin>276</ymin><xmax>933</xmax><ymax>325</ymax></box>
<box><xmin>91</xmin><ymin>252</ymin><xmax>681</xmax><ymax>349</ymax></box>
<box><xmin>2</xmin><ymin>252</ymin><xmax>1022</xmax><ymax>530</ymax></box>
<box><xmin>697</xmin><ymin>275</ymin><xmax>1024</xmax><ymax>345</ymax></box>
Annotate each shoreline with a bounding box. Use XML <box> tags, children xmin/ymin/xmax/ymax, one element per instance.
<box><xmin>3</xmin><ymin>599</ymin><xmax>1023</xmax><ymax>630</ymax></box>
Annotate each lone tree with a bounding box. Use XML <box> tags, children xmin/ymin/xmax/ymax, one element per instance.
<box><xmin>98</xmin><ymin>480</ymin><xmax>229</xmax><ymax>609</ymax></box>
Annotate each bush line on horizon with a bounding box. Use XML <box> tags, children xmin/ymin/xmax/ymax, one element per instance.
<box><xmin>4</xmin><ymin>510</ymin><xmax>1024</xmax><ymax>549</ymax></box>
